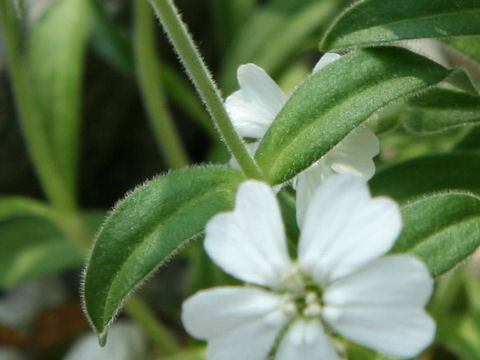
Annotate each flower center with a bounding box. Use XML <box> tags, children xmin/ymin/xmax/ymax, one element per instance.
<box><xmin>279</xmin><ymin>266</ymin><xmax>324</xmax><ymax>321</ymax></box>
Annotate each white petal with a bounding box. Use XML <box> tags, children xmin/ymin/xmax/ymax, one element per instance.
<box><xmin>323</xmin><ymin>255</ymin><xmax>435</xmax><ymax>358</ymax></box>
<box><xmin>295</xmin><ymin>128</ymin><xmax>379</xmax><ymax>228</ymax></box>
<box><xmin>326</xmin><ymin>127</ymin><xmax>379</xmax><ymax>179</ymax></box>
<box><xmin>275</xmin><ymin>319</ymin><xmax>340</xmax><ymax>360</ymax></box>
<box><xmin>312</xmin><ymin>52</ymin><xmax>341</xmax><ymax>74</ymax></box>
<box><xmin>298</xmin><ymin>175</ymin><xmax>402</xmax><ymax>283</ymax></box>
<box><xmin>225</xmin><ymin>64</ymin><xmax>288</xmax><ymax>139</ymax></box>
<box><xmin>64</xmin><ymin>322</ymin><xmax>146</xmax><ymax>360</ymax></box>
<box><xmin>205</xmin><ymin>180</ymin><xmax>292</xmax><ymax>288</ymax></box>
<box><xmin>294</xmin><ymin>158</ymin><xmax>333</xmax><ymax>229</ymax></box>
<box><xmin>182</xmin><ymin>287</ymin><xmax>289</xmax><ymax>360</ymax></box>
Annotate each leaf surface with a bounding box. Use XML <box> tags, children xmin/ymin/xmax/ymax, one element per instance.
<box><xmin>255</xmin><ymin>47</ymin><xmax>457</xmax><ymax>184</ymax></box>
<box><xmin>371</xmin><ymin>153</ymin><xmax>480</xmax><ymax>202</ymax></box>
<box><xmin>321</xmin><ymin>0</ymin><xmax>480</xmax><ymax>50</ymax></box>
<box><xmin>395</xmin><ymin>192</ymin><xmax>480</xmax><ymax>277</ymax></box>
<box><xmin>82</xmin><ymin>167</ymin><xmax>244</xmax><ymax>342</ymax></box>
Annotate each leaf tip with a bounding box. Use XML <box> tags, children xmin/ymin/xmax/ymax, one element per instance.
<box><xmin>98</xmin><ymin>331</ymin><xmax>108</xmax><ymax>347</ymax></box>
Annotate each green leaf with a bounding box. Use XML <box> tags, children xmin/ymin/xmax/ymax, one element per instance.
<box><xmin>0</xmin><ymin>196</ymin><xmax>58</xmax><ymax>221</ymax></box>
<box><xmin>90</xmin><ymin>0</ymin><xmax>134</xmax><ymax>74</ymax></box>
<box><xmin>455</xmin><ymin>126</ymin><xmax>480</xmax><ymax>151</ymax></box>
<box><xmin>82</xmin><ymin>167</ymin><xmax>244</xmax><ymax>342</ymax></box>
<box><xmin>220</xmin><ymin>0</ymin><xmax>346</xmax><ymax>92</ymax></box>
<box><xmin>371</xmin><ymin>153</ymin><xmax>480</xmax><ymax>202</ymax></box>
<box><xmin>28</xmin><ymin>0</ymin><xmax>91</xmax><ymax>194</ymax></box>
<box><xmin>0</xmin><ymin>211</ymin><xmax>103</xmax><ymax>289</ymax></box>
<box><xmin>437</xmin><ymin>314</ymin><xmax>480</xmax><ymax>360</ymax></box>
<box><xmin>255</xmin><ymin>47</ymin><xmax>457</xmax><ymax>184</ymax></box>
<box><xmin>0</xmin><ymin>217</ymin><xmax>82</xmax><ymax>288</ymax></box>
<box><xmin>211</xmin><ymin>0</ymin><xmax>256</xmax><ymax>52</ymax></box>
<box><xmin>403</xmin><ymin>88</ymin><xmax>480</xmax><ymax>133</ymax></box>
<box><xmin>444</xmin><ymin>36</ymin><xmax>480</xmax><ymax>88</ymax></box>
<box><xmin>320</xmin><ymin>0</ymin><xmax>480</xmax><ymax>51</ymax></box>
<box><xmin>394</xmin><ymin>192</ymin><xmax>480</xmax><ymax>277</ymax></box>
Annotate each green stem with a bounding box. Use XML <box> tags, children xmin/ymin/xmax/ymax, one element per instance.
<box><xmin>124</xmin><ymin>296</ymin><xmax>180</xmax><ymax>355</ymax></box>
<box><xmin>134</xmin><ymin>0</ymin><xmax>189</xmax><ymax>169</ymax></box>
<box><xmin>0</xmin><ymin>1</ymin><xmax>75</xmax><ymax>210</ymax></box>
<box><xmin>149</xmin><ymin>0</ymin><xmax>263</xmax><ymax>179</ymax></box>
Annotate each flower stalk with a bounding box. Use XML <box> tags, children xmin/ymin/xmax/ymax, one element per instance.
<box><xmin>148</xmin><ymin>0</ymin><xmax>263</xmax><ymax>179</ymax></box>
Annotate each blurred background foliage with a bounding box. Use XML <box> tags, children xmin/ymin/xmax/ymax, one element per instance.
<box><xmin>0</xmin><ymin>0</ymin><xmax>480</xmax><ymax>359</ymax></box>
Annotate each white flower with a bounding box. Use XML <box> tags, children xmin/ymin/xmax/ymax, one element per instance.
<box><xmin>225</xmin><ymin>54</ymin><xmax>380</xmax><ymax>218</ymax></box>
<box><xmin>182</xmin><ymin>176</ymin><xmax>435</xmax><ymax>360</ymax></box>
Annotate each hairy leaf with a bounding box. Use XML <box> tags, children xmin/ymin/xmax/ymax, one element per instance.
<box><xmin>82</xmin><ymin>167</ymin><xmax>244</xmax><ymax>343</ymax></box>
<box><xmin>371</xmin><ymin>153</ymin><xmax>480</xmax><ymax>202</ymax></box>
<box><xmin>395</xmin><ymin>192</ymin><xmax>480</xmax><ymax>276</ymax></box>
<box><xmin>321</xmin><ymin>0</ymin><xmax>480</xmax><ymax>51</ymax></box>
<box><xmin>403</xmin><ymin>88</ymin><xmax>480</xmax><ymax>133</ymax></box>
<box><xmin>255</xmin><ymin>47</ymin><xmax>457</xmax><ymax>184</ymax></box>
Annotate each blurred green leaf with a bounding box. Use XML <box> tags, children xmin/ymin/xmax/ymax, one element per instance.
<box><xmin>0</xmin><ymin>217</ymin><xmax>82</xmax><ymax>288</ymax></box>
<box><xmin>220</xmin><ymin>0</ymin><xmax>345</xmax><ymax>92</ymax></box>
<box><xmin>0</xmin><ymin>211</ymin><xmax>103</xmax><ymax>289</ymax></box>
<box><xmin>447</xmin><ymin>36</ymin><xmax>480</xmax><ymax>62</ymax></box>
<box><xmin>444</xmin><ymin>36</ymin><xmax>480</xmax><ymax>87</ymax></box>
<box><xmin>403</xmin><ymin>88</ymin><xmax>480</xmax><ymax>133</ymax></box>
<box><xmin>28</xmin><ymin>0</ymin><xmax>91</xmax><ymax>195</ymax></box>
<box><xmin>371</xmin><ymin>153</ymin><xmax>480</xmax><ymax>202</ymax></box>
<box><xmin>252</xmin><ymin>0</ymin><xmax>339</xmax><ymax>77</ymax></box>
<box><xmin>255</xmin><ymin>47</ymin><xmax>457</xmax><ymax>185</ymax></box>
<box><xmin>437</xmin><ymin>314</ymin><xmax>480</xmax><ymax>360</ymax></box>
<box><xmin>0</xmin><ymin>196</ymin><xmax>57</xmax><ymax>221</ymax></box>
<box><xmin>211</xmin><ymin>0</ymin><xmax>256</xmax><ymax>52</ymax></box>
<box><xmin>321</xmin><ymin>0</ymin><xmax>480</xmax><ymax>51</ymax></box>
<box><xmin>82</xmin><ymin>167</ymin><xmax>244</xmax><ymax>343</ymax></box>
<box><xmin>455</xmin><ymin>126</ymin><xmax>480</xmax><ymax>150</ymax></box>
<box><xmin>89</xmin><ymin>0</ymin><xmax>213</xmax><ymax>136</ymax></box>
<box><xmin>90</xmin><ymin>0</ymin><xmax>134</xmax><ymax>74</ymax></box>
<box><xmin>394</xmin><ymin>192</ymin><xmax>480</xmax><ymax>277</ymax></box>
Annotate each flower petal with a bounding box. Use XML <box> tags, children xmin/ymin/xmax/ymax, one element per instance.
<box><xmin>275</xmin><ymin>319</ymin><xmax>340</xmax><ymax>360</ymax></box>
<box><xmin>294</xmin><ymin>158</ymin><xmax>333</xmax><ymax>229</ymax></box>
<box><xmin>323</xmin><ymin>255</ymin><xmax>435</xmax><ymax>358</ymax></box>
<box><xmin>225</xmin><ymin>64</ymin><xmax>287</xmax><ymax>139</ymax></box>
<box><xmin>298</xmin><ymin>175</ymin><xmax>402</xmax><ymax>283</ymax></box>
<box><xmin>182</xmin><ymin>287</ymin><xmax>289</xmax><ymax>360</ymax></box>
<box><xmin>205</xmin><ymin>180</ymin><xmax>292</xmax><ymax>288</ymax></box>
<box><xmin>312</xmin><ymin>52</ymin><xmax>341</xmax><ymax>74</ymax></box>
<box><xmin>295</xmin><ymin>128</ymin><xmax>379</xmax><ymax>228</ymax></box>
<box><xmin>326</xmin><ymin>127</ymin><xmax>379</xmax><ymax>179</ymax></box>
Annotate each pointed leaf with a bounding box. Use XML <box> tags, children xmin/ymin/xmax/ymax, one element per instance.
<box><xmin>82</xmin><ymin>167</ymin><xmax>244</xmax><ymax>342</ymax></box>
<box><xmin>321</xmin><ymin>0</ymin><xmax>480</xmax><ymax>51</ymax></box>
<box><xmin>371</xmin><ymin>153</ymin><xmax>480</xmax><ymax>202</ymax></box>
<box><xmin>255</xmin><ymin>47</ymin><xmax>457</xmax><ymax>184</ymax></box>
<box><xmin>394</xmin><ymin>192</ymin><xmax>480</xmax><ymax>277</ymax></box>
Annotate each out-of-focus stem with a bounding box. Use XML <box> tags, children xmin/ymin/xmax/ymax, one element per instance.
<box><xmin>134</xmin><ymin>0</ymin><xmax>188</xmax><ymax>169</ymax></box>
<box><xmin>125</xmin><ymin>296</ymin><xmax>180</xmax><ymax>355</ymax></box>
<box><xmin>149</xmin><ymin>0</ymin><xmax>263</xmax><ymax>179</ymax></box>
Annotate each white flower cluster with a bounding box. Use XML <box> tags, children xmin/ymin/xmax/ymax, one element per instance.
<box><xmin>181</xmin><ymin>54</ymin><xmax>436</xmax><ymax>360</ymax></box>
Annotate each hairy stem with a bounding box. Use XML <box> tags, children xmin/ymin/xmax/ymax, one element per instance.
<box><xmin>149</xmin><ymin>0</ymin><xmax>263</xmax><ymax>179</ymax></box>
